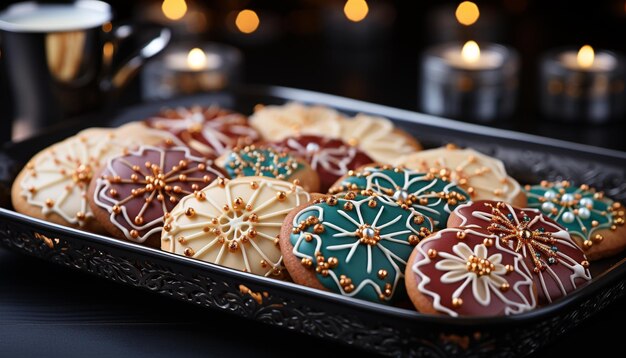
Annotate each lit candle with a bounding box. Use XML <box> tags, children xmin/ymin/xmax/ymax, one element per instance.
<box><xmin>442</xmin><ymin>40</ymin><xmax>504</xmax><ymax>70</ymax></box>
<box><xmin>164</xmin><ymin>47</ymin><xmax>222</xmax><ymax>72</ymax></box>
<box><xmin>559</xmin><ymin>45</ymin><xmax>617</xmax><ymax>72</ymax></box>
<box><xmin>540</xmin><ymin>45</ymin><xmax>625</xmax><ymax>123</ymax></box>
<box><xmin>419</xmin><ymin>40</ymin><xmax>520</xmax><ymax>122</ymax></box>
<box><xmin>141</xmin><ymin>43</ymin><xmax>242</xmax><ymax>100</ymax></box>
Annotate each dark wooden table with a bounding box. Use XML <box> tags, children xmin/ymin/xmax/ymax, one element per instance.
<box><xmin>1</xmin><ymin>40</ymin><xmax>625</xmax><ymax>357</ymax></box>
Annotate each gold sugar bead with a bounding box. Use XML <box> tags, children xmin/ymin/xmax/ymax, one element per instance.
<box><xmin>377</xmin><ymin>269</ymin><xmax>388</xmax><ymax>279</ymax></box>
<box><xmin>452</xmin><ymin>297</ymin><xmax>463</xmax><ymax>308</ymax></box>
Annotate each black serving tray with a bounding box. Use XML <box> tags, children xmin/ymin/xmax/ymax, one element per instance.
<box><xmin>0</xmin><ymin>86</ymin><xmax>625</xmax><ymax>357</ymax></box>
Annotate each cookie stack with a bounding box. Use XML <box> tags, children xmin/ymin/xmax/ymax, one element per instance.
<box><xmin>11</xmin><ymin>102</ymin><xmax>625</xmax><ymax>317</ymax></box>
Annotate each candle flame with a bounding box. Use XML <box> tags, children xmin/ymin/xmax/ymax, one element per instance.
<box><xmin>187</xmin><ymin>48</ymin><xmax>207</xmax><ymax>70</ymax></box>
<box><xmin>461</xmin><ymin>41</ymin><xmax>481</xmax><ymax>63</ymax></box>
<box><xmin>162</xmin><ymin>0</ymin><xmax>188</xmax><ymax>21</ymax></box>
<box><xmin>456</xmin><ymin>1</ymin><xmax>480</xmax><ymax>26</ymax></box>
<box><xmin>577</xmin><ymin>45</ymin><xmax>595</xmax><ymax>69</ymax></box>
<box><xmin>344</xmin><ymin>0</ymin><xmax>369</xmax><ymax>22</ymax></box>
<box><xmin>235</xmin><ymin>9</ymin><xmax>260</xmax><ymax>34</ymax></box>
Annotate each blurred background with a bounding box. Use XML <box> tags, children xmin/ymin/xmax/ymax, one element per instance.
<box><xmin>1</xmin><ymin>0</ymin><xmax>625</xmax><ymax>149</ymax></box>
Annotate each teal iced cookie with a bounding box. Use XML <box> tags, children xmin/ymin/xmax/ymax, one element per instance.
<box><xmin>524</xmin><ymin>180</ymin><xmax>625</xmax><ymax>260</ymax></box>
<box><xmin>284</xmin><ymin>192</ymin><xmax>433</xmax><ymax>304</ymax></box>
<box><xmin>220</xmin><ymin>145</ymin><xmax>320</xmax><ymax>192</ymax></box>
<box><xmin>330</xmin><ymin>165</ymin><xmax>469</xmax><ymax>229</ymax></box>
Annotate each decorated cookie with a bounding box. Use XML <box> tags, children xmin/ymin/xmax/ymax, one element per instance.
<box><xmin>330</xmin><ymin>165</ymin><xmax>469</xmax><ymax>229</ymax></box>
<box><xmin>11</xmin><ymin>126</ymin><xmax>181</xmax><ymax>232</ymax></box>
<box><xmin>405</xmin><ymin>227</ymin><xmax>537</xmax><ymax>317</ymax></box>
<box><xmin>250</xmin><ymin>102</ymin><xmax>343</xmax><ymax>141</ymax></box>
<box><xmin>162</xmin><ymin>176</ymin><xmax>311</xmax><ymax>278</ymax></box>
<box><xmin>280</xmin><ymin>192</ymin><xmax>434</xmax><ymax>304</ymax></box>
<box><xmin>271</xmin><ymin>135</ymin><xmax>373</xmax><ymax>192</ymax></box>
<box><xmin>337</xmin><ymin>114</ymin><xmax>422</xmax><ymax>164</ymax></box>
<box><xmin>218</xmin><ymin>145</ymin><xmax>320</xmax><ymax>193</ymax></box>
<box><xmin>114</xmin><ymin>121</ymin><xmax>188</xmax><ymax>148</ymax></box>
<box><xmin>146</xmin><ymin>105</ymin><xmax>259</xmax><ymax>158</ymax></box>
<box><xmin>525</xmin><ymin>181</ymin><xmax>626</xmax><ymax>261</ymax></box>
<box><xmin>449</xmin><ymin>201</ymin><xmax>592</xmax><ymax>304</ymax></box>
<box><xmin>89</xmin><ymin>146</ymin><xmax>225</xmax><ymax>247</ymax></box>
<box><xmin>395</xmin><ymin>146</ymin><xmax>526</xmax><ymax>206</ymax></box>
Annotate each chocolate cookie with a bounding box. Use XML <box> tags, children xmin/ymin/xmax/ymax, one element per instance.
<box><xmin>89</xmin><ymin>146</ymin><xmax>225</xmax><ymax>247</ymax></box>
<box><xmin>11</xmin><ymin>126</ymin><xmax>180</xmax><ymax>232</ymax></box>
<box><xmin>146</xmin><ymin>105</ymin><xmax>259</xmax><ymax>158</ymax></box>
<box><xmin>449</xmin><ymin>201</ymin><xmax>592</xmax><ymax>304</ymax></box>
<box><xmin>162</xmin><ymin>176</ymin><xmax>312</xmax><ymax>278</ymax></box>
<box><xmin>280</xmin><ymin>192</ymin><xmax>434</xmax><ymax>304</ymax></box>
<box><xmin>330</xmin><ymin>165</ymin><xmax>470</xmax><ymax>229</ymax></box>
<box><xmin>395</xmin><ymin>145</ymin><xmax>526</xmax><ymax>206</ymax></box>
<box><xmin>406</xmin><ymin>227</ymin><xmax>537</xmax><ymax>317</ymax></box>
<box><xmin>217</xmin><ymin>145</ymin><xmax>320</xmax><ymax>193</ymax></box>
<box><xmin>525</xmin><ymin>181</ymin><xmax>626</xmax><ymax>260</ymax></box>
<box><xmin>270</xmin><ymin>135</ymin><xmax>373</xmax><ymax>192</ymax></box>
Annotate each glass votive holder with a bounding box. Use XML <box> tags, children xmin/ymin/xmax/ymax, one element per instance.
<box><xmin>419</xmin><ymin>41</ymin><xmax>520</xmax><ymax>123</ymax></box>
<box><xmin>539</xmin><ymin>46</ymin><xmax>626</xmax><ymax>124</ymax></box>
<box><xmin>141</xmin><ymin>42</ymin><xmax>242</xmax><ymax>100</ymax></box>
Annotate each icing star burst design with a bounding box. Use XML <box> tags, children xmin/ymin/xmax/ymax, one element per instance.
<box><xmin>148</xmin><ymin>106</ymin><xmax>259</xmax><ymax>157</ymax></box>
<box><xmin>453</xmin><ymin>200</ymin><xmax>592</xmax><ymax>304</ymax></box>
<box><xmin>223</xmin><ymin>145</ymin><xmax>302</xmax><ymax>180</ymax></box>
<box><xmin>331</xmin><ymin>165</ymin><xmax>469</xmax><ymax>229</ymax></box>
<box><xmin>20</xmin><ymin>131</ymin><xmax>121</xmax><ymax>226</ymax></box>
<box><xmin>163</xmin><ymin>177</ymin><xmax>310</xmax><ymax>277</ymax></box>
<box><xmin>291</xmin><ymin>194</ymin><xmax>433</xmax><ymax>303</ymax></box>
<box><xmin>24</xmin><ymin>148</ymin><xmax>96</xmax><ymax>224</ymax></box>
<box><xmin>94</xmin><ymin>146</ymin><xmax>224</xmax><ymax>243</ymax></box>
<box><xmin>485</xmin><ymin>202</ymin><xmax>558</xmax><ymax>272</ymax></box>
<box><xmin>525</xmin><ymin>180</ymin><xmax>625</xmax><ymax>248</ymax></box>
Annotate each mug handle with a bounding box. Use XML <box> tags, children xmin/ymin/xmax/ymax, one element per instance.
<box><xmin>100</xmin><ymin>22</ymin><xmax>171</xmax><ymax>94</ymax></box>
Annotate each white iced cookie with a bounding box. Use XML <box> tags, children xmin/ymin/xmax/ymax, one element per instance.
<box><xmin>249</xmin><ymin>102</ymin><xmax>342</xmax><ymax>141</ymax></box>
<box><xmin>338</xmin><ymin>114</ymin><xmax>422</xmax><ymax>164</ymax></box>
<box><xmin>395</xmin><ymin>146</ymin><xmax>526</xmax><ymax>207</ymax></box>
<box><xmin>162</xmin><ymin>176</ymin><xmax>311</xmax><ymax>278</ymax></box>
<box><xmin>11</xmin><ymin>125</ymin><xmax>182</xmax><ymax>233</ymax></box>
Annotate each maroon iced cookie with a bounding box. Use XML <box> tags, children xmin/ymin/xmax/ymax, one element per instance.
<box><xmin>146</xmin><ymin>105</ymin><xmax>259</xmax><ymax>158</ymax></box>
<box><xmin>449</xmin><ymin>200</ymin><xmax>592</xmax><ymax>304</ymax></box>
<box><xmin>406</xmin><ymin>227</ymin><xmax>537</xmax><ymax>317</ymax></box>
<box><xmin>89</xmin><ymin>146</ymin><xmax>226</xmax><ymax>247</ymax></box>
<box><xmin>271</xmin><ymin>135</ymin><xmax>373</xmax><ymax>192</ymax></box>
